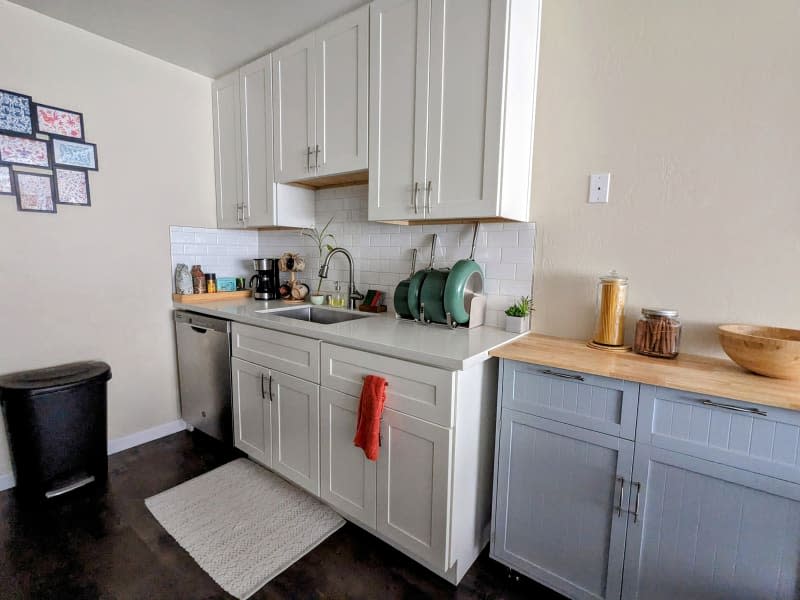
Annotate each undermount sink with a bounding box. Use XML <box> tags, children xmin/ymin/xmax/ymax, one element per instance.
<box><xmin>266</xmin><ymin>306</ymin><xmax>372</xmax><ymax>325</ymax></box>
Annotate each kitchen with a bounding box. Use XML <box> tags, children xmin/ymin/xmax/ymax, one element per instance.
<box><xmin>0</xmin><ymin>1</ymin><xmax>798</xmax><ymax>599</ymax></box>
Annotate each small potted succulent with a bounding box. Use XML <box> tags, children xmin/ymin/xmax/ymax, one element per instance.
<box><xmin>301</xmin><ymin>216</ymin><xmax>336</xmax><ymax>305</ymax></box>
<box><xmin>505</xmin><ymin>296</ymin><xmax>533</xmax><ymax>333</ymax></box>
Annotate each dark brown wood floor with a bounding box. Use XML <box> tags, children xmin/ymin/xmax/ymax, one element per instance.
<box><xmin>0</xmin><ymin>431</ymin><xmax>564</xmax><ymax>599</ymax></box>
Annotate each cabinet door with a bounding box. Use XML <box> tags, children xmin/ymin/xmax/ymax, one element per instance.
<box><xmin>271</xmin><ymin>369</ymin><xmax>320</xmax><ymax>496</ymax></box>
<box><xmin>368</xmin><ymin>0</ymin><xmax>431</xmax><ymax>221</ymax></box>
<box><xmin>314</xmin><ymin>5</ymin><xmax>369</xmax><ymax>176</ymax></box>
<box><xmin>239</xmin><ymin>55</ymin><xmax>275</xmax><ymax>227</ymax></box>
<box><xmin>492</xmin><ymin>410</ymin><xmax>632</xmax><ymax>600</ymax></box>
<box><xmin>272</xmin><ymin>33</ymin><xmax>315</xmax><ymax>183</ymax></box>
<box><xmin>622</xmin><ymin>445</ymin><xmax>800</xmax><ymax>600</ymax></box>
<box><xmin>231</xmin><ymin>358</ymin><xmax>271</xmax><ymax>466</ymax></box>
<box><xmin>320</xmin><ymin>388</ymin><xmax>377</xmax><ymax>527</ymax></box>
<box><xmin>377</xmin><ymin>407</ymin><xmax>452</xmax><ymax>569</ymax></box>
<box><xmin>212</xmin><ymin>71</ymin><xmax>242</xmax><ymax>228</ymax></box>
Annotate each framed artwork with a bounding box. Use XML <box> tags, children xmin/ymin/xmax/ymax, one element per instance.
<box><xmin>35</xmin><ymin>103</ymin><xmax>84</xmax><ymax>140</ymax></box>
<box><xmin>55</xmin><ymin>167</ymin><xmax>90</xmax><ymax>206</ymax></box>
<box><xmin>0</xmin><ymin>134</ymin><xmax>50</xmax><ymax>167</ymax></box>
<box><xmin>14</xmin><ymin>171</ymin><xmax>56</xmax><ymax>213</ymax></box>
<box><xmin>0</xmin><ymin>163</ymin><xmax>14</xmax><ymax>195</ymax></box>
<box><xmin>52</xmin><ymin>138</ymin><xmax>98</xmax><ymax>171</ymax></box>
<box><xmin>0</xmin><ymin>90</ymin><xmax>34</xmax><ymax>137</ymax></box>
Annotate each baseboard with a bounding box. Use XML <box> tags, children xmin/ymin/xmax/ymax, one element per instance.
<box><xmin>0</xmin><ymin>419</ymin><xmax>187</xmax><ymax>492</ymax></box>
<box><xmin>107</xmin><ymin>419</ymin><xmax>187</xmax><ymax>455</ymax></box>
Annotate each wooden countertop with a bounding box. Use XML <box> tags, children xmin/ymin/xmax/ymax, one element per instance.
<box><xmin>490</xmin><ymin>334</ymin><xmax>800</xmax><ymax>412</ymax></box>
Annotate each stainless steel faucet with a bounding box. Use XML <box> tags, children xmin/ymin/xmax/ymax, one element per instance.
<box><xmin>318</xmin><ymin>248</ymin><xmax>364</xmax><ymax>310</ymax></box>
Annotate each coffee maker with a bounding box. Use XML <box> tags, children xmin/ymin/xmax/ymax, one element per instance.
<box><xmin>250</xmin><ymin>258</ymin><xmax>280</xmax><ymax>300</ymax></box>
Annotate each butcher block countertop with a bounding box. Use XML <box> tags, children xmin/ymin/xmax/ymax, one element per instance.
<box><xmin>490</xmin><ymin>334</ymin><xmax>800</xmax><ymax>412</ymax></box>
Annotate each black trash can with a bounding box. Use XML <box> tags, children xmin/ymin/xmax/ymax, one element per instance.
<box><xmin>0</xmin><ymin>361</ymin><xmax>111</xmax><ymax>500</ymax></box>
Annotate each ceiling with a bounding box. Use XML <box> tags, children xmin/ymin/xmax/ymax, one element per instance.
<box><xmin>9</xmin><ymin>0</ymin><xmax>366</xmax><ymax>78</ymax></box>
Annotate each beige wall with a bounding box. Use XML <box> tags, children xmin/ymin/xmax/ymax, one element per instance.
<box><xmin>0</xmin><ymin>2</ymin><xmax>216</xmax><ymax>479</ymax></box>
<box><xmin>531</xmin><ymin>0</ymin><xmax>800</xmax><ymax>356</ymax></box>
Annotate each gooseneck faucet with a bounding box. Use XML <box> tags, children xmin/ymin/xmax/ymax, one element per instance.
<box><xmin>318</xmin><ymin>248</ymin><xmax>364</xmax><ymax>310</ymax></box>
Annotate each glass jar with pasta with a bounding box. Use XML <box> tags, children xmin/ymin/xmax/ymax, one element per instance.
<box><xmin>591</xmin><ymin>271</ymin><xmax>628</xmax><ymax>347</ymax></box>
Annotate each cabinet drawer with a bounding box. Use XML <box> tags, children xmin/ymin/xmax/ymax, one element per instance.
<box><xmin>232</xmin><ymin>323</ymin><xmax>320</xmax><ymax>383</ymax></box>
<box><xmin>637</xmin><ymin>385</ymin><xmax>800</xmax><ymax>485</ymax></box>
<box><xmin>500</xmin><ymin>360</ymin><xmax>638</xmax><ymax>440</ymax></box>
<box><xmin>321</xmin><ymin>343</ymin><xmax>455</xmax><ymax>427</ymax></box>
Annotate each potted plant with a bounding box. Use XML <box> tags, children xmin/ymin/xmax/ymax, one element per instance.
<box><xmin>301</xmin><ymin>216</ymin><xmax>336</xmax><ymax>304</ymax></box>
<box><xmin>505</xmin><ymin>296</ymin><xmax>533</xmax><ymax>333</ymax></box>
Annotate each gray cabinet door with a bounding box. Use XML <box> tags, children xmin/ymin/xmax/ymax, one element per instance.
<box><xmin>492</xmin><ymin>409</ymin><xmax>633</xmax><ymax>600</ymax></box>
<box><xmin>231</xmin><ymin>357</ymin><xmax>271</xmax><ymax>466</ymax></box>
<box><xmin>622</xmin><ymin>445</ymin><xmax>800</xmax><ymax>600</ymax></box>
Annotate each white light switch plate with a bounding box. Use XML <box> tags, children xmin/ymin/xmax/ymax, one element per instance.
<box><xmin>588</xmin><ymin>173</ymin><xmax>610</xmax><ymax>204</ymax></box>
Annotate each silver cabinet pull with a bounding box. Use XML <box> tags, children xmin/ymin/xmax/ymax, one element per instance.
<box><xmin>306</xmin><ymin>146</ymin><xmax>313</xmax><ymax>171</ymax></box>
<box><xmin>314</xmin><ymin>144</ymin><xmax>320</xmax><ymax>171</ymax></box>
<box><xmin>700</xmin><ymin>399</ymin><xmax>767</xmax><ymax>417</ymax></box>
<box><xmin>268</xmin><ymin>374</ymin><xmax>273</xmax><ymax>403</ymax></box>
<box><xmin>235</xmin><ymin>203</ymin><xmax>242</xmax><ymax>223</ymax></box>
<box><xmin>616</xmin><ymin>476</ymin><xmax>625</xmax><ymax>517</ymax></box>
<box><xmin>633</xmin><ymin>481</ymin><xmax>641</xmax><ymax>523</ymax></box>
<box><xmin>540</xmin><ymin>369</ymin><xmax>585</xmax><ymax>382</ymax></box>
<box><xmin>411</xmin><ymin>182</ymin><xmax>420</xmax><ymax>214</ymax></box>
<box><xmin>425</xmin><ymin>180</ymin><xmax>432</xmax><ymax>214</ymax></box>
<box><xmin>260</xmin><ymin>372</ymin><xmax>266</xmax><ymax>400</ymax></box>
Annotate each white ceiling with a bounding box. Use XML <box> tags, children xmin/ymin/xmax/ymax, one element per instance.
<box><xmin>9</xmin><ymin>0</ymin><xmax>366</xmax><ymax>78</ymax></box>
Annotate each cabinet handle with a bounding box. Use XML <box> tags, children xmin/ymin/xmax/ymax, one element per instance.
<box><xmin>260</xmin><ymin>373</ymin><xmax>266</xmax><ymax>400</ymax></box>
<box><xmin>306</xmin><ymin>146</ymin><xmax>313</xmax><ymax>171</ymax></box>
<box><xmin>411</xmin><ymin>182</ymin><xmax>420</xmax><ymax>214</ymax></box>
<box><xmin>633</xmin><ymin>481</ymin><xmax>641</xmax><ymax>523</ymax></box>
<box><xmin>700</xmin><ymin>399</ymin><xmax>767</xmax><ymax>417</ymax></box>
<box><xmin>616</xmin><ymin>476</ymin><xmax>625</xmax><ymax>517</ymax></box>
<box><xmin>235</xmin><ymin>203</ymin><xmax>242</xmax><ymax>223</ymax></box>
<box><xmin>540</xmin><ymin>369</ymin><xmax>585</xmax><ymax>382</ymax></box>
<box><xmin>425</xmin><ymin>180</ymin><xmax>432</xmax><ymax>214</ymax></box>
<box><xmin>268</xmin><ymin>374</ymin><xmax>273</xmax><ymax>403</ymax></box>
<box><xmin>314</xmin><ymin>144</ymin><xmax>320</xmax><ymax>171</ymax></box>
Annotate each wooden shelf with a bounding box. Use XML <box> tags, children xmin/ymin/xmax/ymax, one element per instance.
<box><xmin>490</xmin><ymin>334</ymin><xmax>800</xmax><ymax>412</ymax></box>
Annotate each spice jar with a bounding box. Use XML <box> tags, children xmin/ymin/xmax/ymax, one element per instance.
<box><xmin>205</xmin><ymin>273</ymin><xmax>217</xmax><ymax>294</ymax></box>
<box><xmin>634</xmin><ymin>308</ymin><xmax>681</xmax><ymax>358</ymax></box>
<box><xmin>191</xmin><ymin>265</ymin><xmax>206</xmax><ymax>294</ymax></box>
<box><xmin>591</xmin><ymin>271</ymin><xmax>628</xmax><ymax>347</ymax></box>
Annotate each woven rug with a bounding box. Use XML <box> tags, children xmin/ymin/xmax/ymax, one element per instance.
<box><xmin>145</xmin><ymin>458</ymin><xmax>344</xmax><ymax>599</ymax></box>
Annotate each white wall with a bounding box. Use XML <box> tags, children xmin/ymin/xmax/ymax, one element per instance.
<box><xmin>0</xmin><ymin>1</ymin><xmax>216</xmax><ymax>480</ymax></box>
<box><xmin>531</xmin><ymin>0</ymin><xmax>800</xmax><ymax>355</ymax></box>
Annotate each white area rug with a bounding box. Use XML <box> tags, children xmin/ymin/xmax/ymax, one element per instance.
<box><xmin>145</xmin><ymin>458</ymin><xmax>344</xmax><ymax>599</ymax></box>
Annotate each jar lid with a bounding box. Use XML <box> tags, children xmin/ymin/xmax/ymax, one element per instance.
<box><xmin>642</xmin><ymin>308</ymin><xmax>679</xmax><ymax>318</ymax></box>
<box><xmin>600</xmin><ymin>270</ymin><xmax>627</xmax><ymax>283</ymax></box>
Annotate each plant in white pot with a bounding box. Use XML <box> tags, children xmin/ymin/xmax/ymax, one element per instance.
<box><xmin>301</xmin><ymin>216</ymin><xmax>336</xmax><ymax>304</ymax></box>
<box><xmin>505</xmin><ymin>296</ymin><xmax>533</xmax><ymax>333</ymax></box>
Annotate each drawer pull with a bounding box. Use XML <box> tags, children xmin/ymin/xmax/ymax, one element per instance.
<box><xmin>633</xmin><ymin>481</ymin><xmax>641</xmax><ymax>523</ymax></box>
<box><xmin>616</xmin><ymin>476</ymin><xmax>625</xmax><ymax>517</ymax></box>
<box><xmin>540</xmin><ymin>369</ymin><xmax>584</xmax><ymax>382</ymax></box>
<box><xmin>700</xmin><ymin>399</ymin><xmax>767</xmax><ymax>417</ymax></box>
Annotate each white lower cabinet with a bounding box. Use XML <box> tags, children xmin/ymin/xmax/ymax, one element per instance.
<box><xmin>271</xmin><ymin>369</ymin><xmax>320</xmax><ymax>496</ymax></box>
<box><xmin>320</xmin><ymin>387</ymin><xmax>377</xmax><ymax>527</ymax></box>
<box><xmin>232</xmin><ymin>357</ymin><xmax>271</xmax><ymax>466</ymax></box>
<box><xmin>377</xmin><ymin>407</ymin><xmax>453</xmax><ymax>570</ymax></box>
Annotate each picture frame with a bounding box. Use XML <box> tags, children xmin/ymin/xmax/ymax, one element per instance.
<box><xmin>14</xmin><ymin>171</ymin><xmax>56</xmax><ymax>213</ymax></box>
<box><xmin>55</xmin><ymin>166</ymin><xmax>91</xmax><ymax>206</ymax></box>
<box><xmin>0</xmin><ymin>134</ymin><xmax>50</xmax><ymax>167</ymax></box>
<box><xmin>0</xmin><ymin>89</ymin><xmax>34</xmax><ymax>138</ymax></box>
<box><xmin>0</xmin><ymin>163</ymin><xmax>14</xmax><ymax>196</ymax></box>
<box><xmin>34</xmin><ymin>103</ymin><xmax>85</xmax><ymax>140</ymax></box>
<box><xmin>51</xmin><ymin>137</ymin><xmax>98</xmax><ymax>171</ymax></box>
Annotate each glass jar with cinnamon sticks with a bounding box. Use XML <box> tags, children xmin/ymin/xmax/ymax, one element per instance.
<box><xmin>634</xmin><ymin>308</ymin><xmax>681</xmax><ymax>358</ymax></box>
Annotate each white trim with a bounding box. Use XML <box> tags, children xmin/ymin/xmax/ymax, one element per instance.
<box><xmin>0</xmin><ymin>419</ymin><xmax>187</xmax><ymax>492</ymax></box>
<box><xmin>107</xmin><ymin>419</ymin><xmax>187</xmax><ymax>455</ymax></box>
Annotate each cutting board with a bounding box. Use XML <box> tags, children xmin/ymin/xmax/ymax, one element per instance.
<box><xmin>172</xmin><ymin>290</ymin><xmax>252</xmax><ymax>303</ymax></box>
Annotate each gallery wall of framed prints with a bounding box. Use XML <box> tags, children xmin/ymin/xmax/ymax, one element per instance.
<box><xmin>0</xmin><ymin>88</ymin><xmax>97</xmax><ymax>213</ymax></box>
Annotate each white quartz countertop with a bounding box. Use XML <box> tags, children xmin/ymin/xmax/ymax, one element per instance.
<box><xmin>173</xmin><ymin>298</ymin><xmax>523</xmax><ymax>371</ymax></box>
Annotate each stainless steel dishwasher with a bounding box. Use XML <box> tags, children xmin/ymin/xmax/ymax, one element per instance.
<box><xmin>174</xmin><ymin>310</ymin><xmax>232</xmax><ymax>444</ymax></box>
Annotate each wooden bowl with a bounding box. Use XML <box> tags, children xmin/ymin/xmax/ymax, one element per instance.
<box><xmin>718</xmin><ymin>325</ymin><xmax>800</xmax><ymax>380</ymax></box>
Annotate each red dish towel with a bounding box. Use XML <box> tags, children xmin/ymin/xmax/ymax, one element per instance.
<box><xmin>353</xmin><ymin>375</ymin><xmax>388</xmax><ymax>461</ymax></box>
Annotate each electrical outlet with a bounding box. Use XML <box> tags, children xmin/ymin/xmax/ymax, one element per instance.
<box><xmin>588</xmin><ymin>173</ymin><xmax>610</xmax><ymax>204</ymax></box>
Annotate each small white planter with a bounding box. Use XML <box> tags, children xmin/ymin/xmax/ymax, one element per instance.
<box><xmin>309</xmin><ymin>294</ymin><xmax>326</xmax><ymax>305</ymax></box>
<box><xmin>505</xmin><ymin>315</ymin><xmax>530</xmax><ymax>334</ymax></box>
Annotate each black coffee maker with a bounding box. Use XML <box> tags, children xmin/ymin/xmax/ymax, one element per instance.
<box><xmin>250</xmin><ymin>258</ymin><xmax>280</xmax><ymax>300</ymax></box>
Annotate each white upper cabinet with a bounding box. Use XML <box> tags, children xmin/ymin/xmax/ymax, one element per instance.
<box><xmin>212</xmin><ymin>71</ymin><xmax>242</xmax><ymax>228</ymax></box>
<box><xmin>213</xmin><ymin>57</ymin><xmax>314</xmax><ymax>229</ymax></box>
<box><xmin>369</xmin><ymin>0</ymin><xmax>541</xmax><ymax>222</ymax></box>
<box><xmin>274</xmin><ymin>6</ymin><xmax>369</xmax><ymax>183</ymax></box>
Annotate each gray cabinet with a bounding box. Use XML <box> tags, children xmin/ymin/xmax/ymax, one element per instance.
<box><xmin>492</xmin><ymin>409</ymin><xmax>632</xmax><ymax>600</ymax></box>
<box><xmin>622</xmin><ymin>445</ymin><xmax>800</xmax><ymax>600</ymax></box>
<box><xmin>231</xmin><ymin>357</ymin><xmax>271</xmax><ymax>466</ymax></box>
